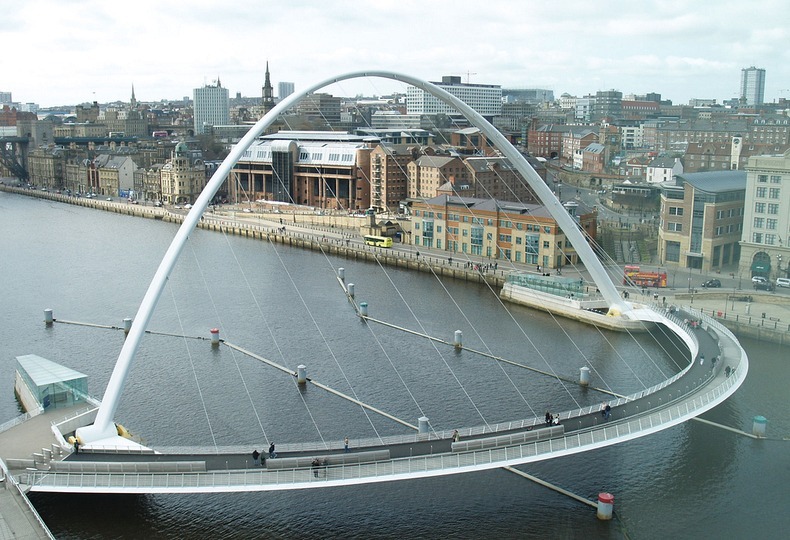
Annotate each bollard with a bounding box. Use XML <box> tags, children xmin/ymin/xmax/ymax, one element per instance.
<box><xmin>348</xmin><ymin>283</ymin><xmax>355</xmax><ymax>298</ymax></box>
<box><xmin>579</xmin><ymin>366</ymin><xmax>591</xmax><ymax>386</ymax></box>
<box><xmin>44</xmin><ymin>308</ymin><xmax>53</xmax><ymax>326</ymax></box>
<box><xmin>418</xmin><ymin>416</ymin><xmax>430</xmax><ymax>434</ymax></box>
<box><xmin>454</xmin><ymin>330</ymin><xmax>463</xmax><ymax>350</ymax></box>
<box><xmin>752</xmin><ymin>415</ymin><xmax>767</xmax><ymax>437</ymax></box>
<box><xmin>210</xmin><ymin>328</ymin><xmax>220</xmax><ymax>348</ymax></box>
<box><xmin>597</xmin><ymin>492</ymin><xmax>614</xmax><ymax>520</ymax></box>
<box><xmin>297</xmin><ymin>364</ymin><xmax>307</xmax><ymax>385</ymax></box>
<box><xmin>360</xmin><ymin>302</ymin><xmax>368</xmax><ymax>317</ymax></box>
<box><xmin>123</xmin><ymin>317</ymin><xmax>132</xmax><ymax>335</ymax></box>
<box><xmin>338</xmin><ymin>267</ymin><xmax>345</xmax><ymax>281</ymax></box>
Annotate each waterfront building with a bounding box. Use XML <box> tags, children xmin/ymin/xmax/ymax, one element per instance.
<box><xmin>160</xmin><ymin>141</ymin><xmax>205</xmax><ymax>205</ymax></box>
<box><xmin>406</xmin><ymin>75</ymin><xmax>501</xmax><ymax>118</ymax></box>
<box><xmin>193</xmin><ymin>80</ymin><xmax>229</xmax><ymax>135</ymax></box>
<box><xmin>133</xmin><ymin>164</ymin><xmax>164</xmax><ymax>203</ymax></box>
<box><xmin>657</xmin><ymin>170</ymin><xmax>746</xmax><ymax>272</ymax></box>
<box><xmin>407</xmin><ymin>155</ymin><xmax>468</xmax><ymax>199</ymax></box>
<box><xmin>93</xmin><ymin>154</ymin><xmax>138</xmax><ymax>197</ymax></box>
<box><xmin>370</xmin><ymin>143</ymin><xmax>421</xmax><ymax>212</ymax></box>
<box><xmin>26</xmin><ymin>147</ymin><xmax>65</xmax><ymax>190</ymax></box>
<box><xmin>230</xmin><ymin>131</ymin><xmax>371</xmax><ymax>210</ymax></box>
<box><xmin>740</xmin><ymin>67</ymin><xmax>766</xmax><ymax>106</ymax></box>
<box><xmin>738</xmin><ymin>149</ymin><xmax>790</xmax><ymax>280</ymax></box>
<box><xmin>409</xmin><ymin>195</ymin><xmax>596</xmax><ymax>268</ymax></box>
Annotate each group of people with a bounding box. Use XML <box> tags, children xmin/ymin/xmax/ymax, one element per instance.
<box><xmin>250</xmin><ymin>443</ymin><xmax>278</xmax><ymax>465</ymax></box>
<box><xmin>544</xmin><ymin>411</ymin><xmax>560</xmax><ymax>426</ymax></box>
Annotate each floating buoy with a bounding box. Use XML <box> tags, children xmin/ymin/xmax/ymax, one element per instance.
<box><xmin>338</xmin><ymin>267</ymin><xmax>345</xmax><ymax>281</ymax></box>
<box><xmin>44</xmin><ymin>308</ymin><xmax>53</xmax><ymax>326</ymax></box>
<box><xmin>348</xmin><ymin>283</ymin><xmax>355</xmax><ymax>298</ymax></box>
<box><xmin>454</xmin><ymin>330</ymin><xmax>463</xmax><ymax>350</ymax></box>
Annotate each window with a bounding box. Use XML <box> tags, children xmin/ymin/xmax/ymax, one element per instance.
<box><xmin>769</xmin><ymin>188</ymin><xmax>780</xmax><ymax>199</ymax></box>
<box><xmin>543</xmin><ymin>241</ymin><xmax>550</xmax><ymax>248</ymax></box>
<box><xmin>770</xmin><ymin>175</ymin><xmax>781</xmax><ymax>183</ymax></box>
<box><xmin>665</xmin><ymin>241</ymin><xmax>680</xmax><ymax>262</ymax></box>
<box><xmin>768</xmin><ymin>203</ymin><xmax>779</xmax><ymax>214</ymax></box>
<box><xmin>765</xmin><ymin>234</ymin><xmax>775</xmax><ymax>245</ymax></box>
<box><xmin>668</xmin><ymin>222</ymin><xmax>682</xmax><ymax>232</ymax></box>
<box><xmin>544</xmin><ymin>226</ymin><xmax>551</xmax><ymax>234</ymax></box>
<box><xmin>669</xmin><ymin>206</ymin><xmax>684</xmax><ymax>216</ymax></box>
<box><xmin>758</xmin><ymin>174</ymin><xmax>768</xmax><ymax>183</ymax></box>
<box><xmin>755</xmin><ymin>202</ymin><xmax>765</xmax><ymax>213</ymax></box>
<box><xmin>756</xmin><ymin>187</ymin><xmax>767</xmax><ymax>197</ymax></box>
<box><xmin>753</xmin><ymin>232</ymin><xmax>762</xmax><ymax>243</ymax></box>
<box><xmin>753</xmin><ymin>217</ymin><xmax>764</xmax><ymax>228</ymax></box>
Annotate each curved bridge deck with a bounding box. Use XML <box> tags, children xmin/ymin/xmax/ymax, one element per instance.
<box><xmin>18</xmin><ymin>307</ymin><xmax>747</xmax><ymax>494</ymax></box>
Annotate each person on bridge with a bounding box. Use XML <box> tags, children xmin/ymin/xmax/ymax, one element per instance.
<box><xmin>344</xmin><ymin>436</ymin><xmax>350</xmax><ymax>453</ymax></box>
<box><xmin>252</xmin><ymin>449</ymin><xmax>260</xmax><ymax>464</ymax></box>
<box><xmin>604</xmin><ymin>404</ymin><xmax>611</xmax><ymax>420</ymax></box>
<box><xmin>452</xmin><ymin>430</ymin><xmax>460</xmax><ymax>443</ymax></box>
<box><xmin>545</xmin><ymin>411</ymin><xmax>552</xmax><ymax>426</ymax></box>
<box><xmin>268</xmin><ymin>442</ymin><xmax>277</xmax><ymax>459</ymax></box>
<box><xmin>312</xmin><ymin>458</ymin><xmax>320</xmax><ymax>477</ymax></box>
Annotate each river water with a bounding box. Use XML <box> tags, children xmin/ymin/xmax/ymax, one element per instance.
<box><xmin>1</xmin><ymin>190</ymin><xmax>787</xmax><ymax>539</ymax></box>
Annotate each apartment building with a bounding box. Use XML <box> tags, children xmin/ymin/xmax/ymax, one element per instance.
<box><xmin>409</xmin><ymin>195</ymin><xmax>596</xmax><ymax>268</ymax></box>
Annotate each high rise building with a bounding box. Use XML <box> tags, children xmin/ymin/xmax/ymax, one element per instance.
<box><xmin>193</xmin><ymin>79</ymin><xmax>229</xmax><ymax>135</ymax></box>
<box><xmin>278</xmin><ymin>82</ymin><xmax>295</xmax><ymax>100</ymax></box>
<box><xmin>406</xmin><ymin>76</ymin><xmax>502</xmax><ymax>118</ymax></box>
<box><xmin>740</xmin><ymin>67</ymin><xmax>766</xmax><ymax>106</ymax></box>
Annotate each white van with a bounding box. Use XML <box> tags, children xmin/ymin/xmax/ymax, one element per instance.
<box><xmin>776</xmin><ymin>277</ymin><xmax>790</xmax><ymax>288</ymax></box>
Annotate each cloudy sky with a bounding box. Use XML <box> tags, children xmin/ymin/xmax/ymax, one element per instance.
<box><xmin>4</xmin><ymin>0</ymin><xmax>789</xmax><ymax>108</ymax></box>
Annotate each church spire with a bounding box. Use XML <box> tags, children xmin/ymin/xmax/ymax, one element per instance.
<box><xmin>130</xmin><ymin>84</ymin><xmax>137</xmax><ymax>109</ymax></box>
<box><xmin>262</xmin><ymin>61</ymin><xmax>274</xmax><ymax>113</ymax></box>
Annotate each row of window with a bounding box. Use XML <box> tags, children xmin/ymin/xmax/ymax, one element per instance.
<box><xmin>752</xmin><ymin>233</ymin><xmax>779</xmax><ymax>245</ymax></box>
<box><xmin>413</xmin><ymin>212</ymin><xmax>553</xmax><ymax>233</ymax></box>
<box><xmin>714</xmin><ymin>224</ymin><xmax>742</xmax><ymax>235</ymax></box>
<box><xmin>413</xmin><ymin>237</ymin><xmax>558</xmax><ymax>256</ymax></box>
<box><xmin>715</xmin><ymin>208</ymin><xmax>745</xmax><ymax>219</ymax></box>
<box><xmin>756</xmin><ymin>175</ymin><xmax>783</xmax><ymax>183</ymax></box>
<box><xmin>753</xmin><ymin>217</ymin><xmax>778</xmax><ymax>230</ymax></box>
<box><xmin>755</xmin><ymin>187</ymin><xmax>781</xmax><ymax>199</ymax></box>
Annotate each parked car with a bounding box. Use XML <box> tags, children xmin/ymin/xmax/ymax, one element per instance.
<box><xmin>751</xmin><ymin>276</ymin><xmax>768</xmax><ymax>284</ymax></box>
<box><xmin>754</xmin><ymin>281</ymin><xmax>774</xmax><ymax>291</ymax></box>
<box><xmin>776</xmin><ymin>277</ymin><xmax>790</xmax><ymax>288</ymax></box>
<box><xmin>701</xmin><ymin>279</ymin><xmax>721</xmax><ymax>288</ymax></box>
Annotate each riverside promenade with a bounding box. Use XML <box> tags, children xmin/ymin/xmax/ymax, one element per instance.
<box><xmin>2</xmin><ymin>183</ymin><xmax>788</xmax><ymax>344</ymax></box>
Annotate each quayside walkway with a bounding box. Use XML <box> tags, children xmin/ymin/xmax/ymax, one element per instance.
<box><xmin>6</xmin><ymin>306</ymin><xmax>746</xmax><ymax>494</ymax></box>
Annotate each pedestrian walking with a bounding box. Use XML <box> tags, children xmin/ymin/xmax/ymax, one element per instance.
<box><xmin>268</xmin><ymin>442</ymin><xmax>277</xmax><ymax>459</ymax></box>
<box><xmin>452</xmin><ymin>429</ymin><xmax>460</xmax><ymax>443</ymax></box>
<box><xmin>545</xmin><ymin>411</ymin><xmax>552</xmax><ymax>426</ymax></box>
<box><xmin>312</xmin><ymin>458</ymin><xmax>320</xmax><ymax>477</ymax></box>
<box><xmin>604</xmin><ymin>404</ymin><xmax>611</xmax><ymax>420</ymax></box>
<box><xmin>344</xmin><ymin>436</ymin><xmax>349</xmax><ymax>453</ymax></box>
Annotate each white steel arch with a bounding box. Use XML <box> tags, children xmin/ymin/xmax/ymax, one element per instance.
<box><xmin>77</xmin><ymin>71</ymin><xmax>632</xmax><ymax>444</ymax></box>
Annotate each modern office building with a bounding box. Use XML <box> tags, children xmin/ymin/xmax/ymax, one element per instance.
<box><xmin>658</xmin><ymin>170</ymin><xmax>746</xmax><ymax>273</ymax></box>
<box><xmin>406</xmin><ymin>76</ymin><xmax>502</xmax><ymax>118</ymax></box>
<box><xmin>278</xmin><ymin>82</ymin><xmax>295</xmax><ymax>100</ymax></box>
<box><xmin>740</xmin><ymin>67</ymin><xmax>766</xmax><ymax>106</ymax></box>
<box><xmin>193</xmin><ymin>80</ymin><xmax>229</xmax><ymax>135</ymax></box>
<box><xmin>739</xmin><ymin>149</ymin><xmax>790</xmax><ymax>280</ymax></box>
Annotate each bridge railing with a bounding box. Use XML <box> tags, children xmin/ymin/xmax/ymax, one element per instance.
<box><xmin>26</xmin><ymin>364</ymin><xmax>745</xmax><ymax>491</ymax></box>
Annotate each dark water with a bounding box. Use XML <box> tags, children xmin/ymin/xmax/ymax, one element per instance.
<box><xmin>1</xmin><ymin>191</ymin><xmax>788</xmax><ymax>539</ymax></box>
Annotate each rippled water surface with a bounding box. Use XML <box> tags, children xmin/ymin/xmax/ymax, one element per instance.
<box><xmin>1</xmin><ymin>191</ymin><xmax>788</xmax><ymax>539</ymax></box>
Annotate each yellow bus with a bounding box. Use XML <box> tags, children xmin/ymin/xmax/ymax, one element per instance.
<box><xmin>363</xmin><ymin>235</ymin><xmax>393</xmax><ymax>248</ymax></box>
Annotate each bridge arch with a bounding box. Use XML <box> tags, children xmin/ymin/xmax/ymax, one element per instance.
<box><xmin>79</xmin><ymin>71</ymin><xmax>630</xmax><ymax>443</ymax></box>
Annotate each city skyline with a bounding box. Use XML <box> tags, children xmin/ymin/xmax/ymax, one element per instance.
<box><xmin>3</xmin><ymin>0</ymin><xmax>789</xmax><ymax>108</ymax></box>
